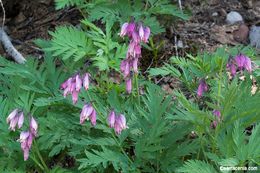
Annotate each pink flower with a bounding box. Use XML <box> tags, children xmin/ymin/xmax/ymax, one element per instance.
<box><xmin>30</xmin><ymin>116</ymin><xmax>38</xmax><ymax>136</ymax></box>
<box><xmin>65</xmin><ymin>77</ymin><xmax>73</xmax><ymax>93</ymax></box>
<box><xmin>126</xmin><ymin>22</ymin><xmax>135</xmax><ymax>37</ymax></box>
<box><xmin>119</xmin><ymin>21</ymin><xmax>150</xmax><ymax>93</ymax></box>
<box><xmin>108</xmin><ymin>110</ymin><xmax>116</xmax><ymax>128</ymax></box>
<box><xmin>227</xmin><ymin>61</ymin><xmax>237</xmax><ymax>77</ymax></box>
<box><xmin>18</xmin><ymin>131</ymin><xmax>34</xmax><ymax>161</ymax></box>
<box><xmin>132</xmin><ymin>31</ymin><xmax>140</xmax><ymax>44</ymax></box>
<box><xmin>139</xmin><ymin>25</ymin><xmax>145</xmax><ymax>41</ymax></box>
<box><xmin>213</xmin><ymin>110</ymin><xmax>221</xmax><ymax>118</ymax></box>
<box><xmin>9</xmin><ymin>115</ymin><xmax>19</xmax><ymax>131</ymax></box>
<box><xmin>197</xmin><ymin>79</ymin><xmax>208</xmax><ymax>97</ymax></box>
<box><xmin>6</xmin><ymin>109</ymin><xmax>18</xmax><ymax>124</ymax></box>
<box><xmin>89</xmin><ymin>109</ymin><xmax>97</xmax><ymax>126</ymax></box>
<box><xmin>17</xmin><ymin>112</ymin><xmax>24</xmax><ymax>129</ymax></box>
<box><xmin>72</xmin><ymin>91</ymin><xmax>79</xmax><ymax>104</ymax></box>
<box><xmin>235</xmin><ymin>54</ymin><xmax>246</xmax><ymax>70</ymax></box>
<box><xmin>75</xmin><ymin>74</ymin><xmax>82</xmax><ymax>92</ymax></box>
<box><xmin>211</xmin><ymin>110</ymin><xmax>221</xmax><ymax>128</ymax></box>
<box><xmin>244</xmin><ymin>57</ymin><xmax>252</xmax><ymax>73</ymax></box>
<box><xmin>120</xmin><ymin>60</ymin><xmax>130</xmax><ymax>78</ymax></box>
<box><xmin>120</xmin><ymin>23</ymin><xmax>129</xmax><ymax>37</ymax></box>
<box><xmin>132</xmin><ymin>58</ymin><xmax>138</xmax><ymax>73</ymax></box>
<box><xmin>143</xmin><ymin>27</ymin><xmax>151</xmax><ymax>43</ymax></box>
<box><xmin>126</xmin><ymin>78</ymin><xmax>132</xmax><ymax>94</ymax></box>
<box><xmin>7</xmin><ymin>109</ymin><xmax>22</xmax><ymax>131</ymax></box>
<box><xmin>69</xmin><ymin>82</ymin><xmax>76</xmax><ymax>93</ymax></box>
<box><xmin>80</xmin><ymin>104</ymin><xmax>96</xmax><ymax>125</ymax></box>
<box><xmin>83</xmin><ymin>73</ymin><xmax>90</xmax><ymax>90</ymax></box>
<box><xmin>114</xmin><ymin>114</ymin><xmax>128</xmax><ymax>135</ymax></box>
<box><xmin>61</xmin><ymin>73</ymin><xmax>92</xmax><ymax>104</ymax></box>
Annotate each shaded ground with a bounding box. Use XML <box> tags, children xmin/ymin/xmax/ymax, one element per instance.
<box><xmin>1</xmin><ymin>0</ymin><xmax>260</xmax><ymax>60</ymax></box>
<box><xmin>162</xmin><ymin>0</ymin><xmax>260</xmax><ymax>56</ymax></box>
<box><xmin>1</xmin><ymin>0</ymin><xmax>81</xmax><ymax>58</ymax></box>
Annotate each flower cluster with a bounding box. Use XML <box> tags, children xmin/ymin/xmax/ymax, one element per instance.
<box><xmin>18</xmin><ymin>117</ymin><xmax>38</xmax><ymax>161</ymax></box>
<box><xmin>197</xmin><ymin>79</ymin><xmax>208</xmax><ymax>97</ymax></box>
<box><xmin>108</xmin><ymin>110</ymin><xmax>128</xmax><ymax>135</ymax></box>
<box><xmin>61</xmin><ymin>73</ymin><xmax>90</xmax><ymax>104</ymax></box>
<box><xmin>61</xmin><ymin>73</ymin><xmax>128</xmax><ymax>134</ymax></box>
<box><xmin>80</xmin><ymin>103</ymin><xmax>96</xmax><ymax>126</ymax></box>
<box><xmin>6</xmin><ymin>109</ymin><xmax>38</xmax><ymax>161</ymax></box>
<box><xmin>227</xmin><ymin>54</ymin><xmax>252</xmax><ymax>77</ymax></box>
<box><xmin>120</xmin><ymin>21</ymin><xmax>150</xmax><ymax>93</ymax></box>
<box><xmin>6</xmin><ymin>109</ymin><xmax>24</xmax><ymax>131</ymax></box>
<box><xmin>211</xmin><ymin>110</ymin><xmax>221</xmax><ymax>128</ymax></box>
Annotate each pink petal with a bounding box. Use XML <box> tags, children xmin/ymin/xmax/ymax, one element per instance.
<box><xmin>17</xmin><ymin>112</ymin><xmax>24</xmax><ymax>129</ymax></box>
<box><xmin>75</xmin><ymin>74</ymin><xmax>82</xmax><ymax>92</ymax></box>
<box><xmin>6</xmin><ymin>109</ymin><xmax>18</xmax><ymax>124</ymax></box>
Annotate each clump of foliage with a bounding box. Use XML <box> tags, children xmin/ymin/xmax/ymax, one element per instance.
<box><xmin>0</xmin><ymin>0</ymin><xmax>259</xmax><ymax>173</ymax></box>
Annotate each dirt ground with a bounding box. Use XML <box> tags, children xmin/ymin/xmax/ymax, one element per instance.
<box><xmin>0</xmin><ymin>0</ymin><xmax>81</xmax><ymax>58</ymax></box>
<box><xmin>163</xmin><ymin>0</ymin><xmax>260</xmax><ymax>56</ymax></box>
<box><xmin>1</xmin><ymin>0</ymin><xmax>259</xmax><ymax>59</ymax></box>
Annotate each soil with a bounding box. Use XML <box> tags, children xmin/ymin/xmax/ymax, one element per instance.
<box><xmin>0</xmin><ymin>0</ymin><xmax>81</xmax><ymax>58</ymax></box>
<box><xmin>1</xmin><ymin>0</ymin><xmax>259</xmax><ymax>61</ymax></box>
<box><xmin>163</xmin><ymin>0</ymin><xmax>260</xmax><ymax>55</ymax></box>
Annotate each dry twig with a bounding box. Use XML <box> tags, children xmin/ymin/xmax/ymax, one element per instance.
<box><xmin>0</xmin><ymin>0</ymin><xmax>26</xmax><ymax>64</ymax></box>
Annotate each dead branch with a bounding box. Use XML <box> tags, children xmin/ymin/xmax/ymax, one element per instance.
<box><xmin>0</xmin><ymin>0</ymin><xmax>26</xmax><ymax>64</ymax></box>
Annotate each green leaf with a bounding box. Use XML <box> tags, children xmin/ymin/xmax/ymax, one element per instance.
<box><xmin>177</xmin><ymin>160</ymin><xmax>218</xmax><ymax>173</ymax></box>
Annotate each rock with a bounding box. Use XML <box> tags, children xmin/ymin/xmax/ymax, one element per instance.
<box><xmin>177</xmin><ymin>40</ymin><xmax>184</xmax><ymax>48</ymax></box>
<box><xmin>249</xmin><ymin>25</ymin><xmax>260</xmax><ymax>49</ymax></box>
<box><xmin>226</xmin><ymin>11</ymin><xmax>243</xmax><ymax>24</ymax></box>
<box><xmin>212</xmin><ymin>12</ymin><xmax>218</xmax><ymax>17</ymax></box>
<box><xmin>233</xmin><ymin>24</ymin><xmax>249</xmax><ymax>43</ymax></box>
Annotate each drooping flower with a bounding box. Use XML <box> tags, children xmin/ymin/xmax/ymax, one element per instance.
<box><xmin>120</xmin><ymin>23</ymin><xmax>129</xmax><ymax>37</ymax></box>
<box><xmin>132</xmin><ymin>31</ymin><xmax>140</xmax><ymax>44</ymax></box>
<box><xmin>17</xmin><ymin>112</ymin><xmax>24</xmax><ymax>129</ymax></box>
<box><xmin>107</xmin><ymin>110</ymin><xmax>128</xmax><ymax>135</ymax></box>
<box><xmin>72</xmin><ymin>90</ymin><xmax>79</xmax><ymax>104</ymax></box>
<box><xmin>235</xmin><ymin>54</ymin><xmax>246</xmax><ymax>70</ymax></box>
<box><xmin>139</xmin><ymin>25</ymin><xmax>145</xmax><ymax>41</ymax></box>
<box><xmin>119</xmin><ymin>21</ymin><xmax>150</xmax><ymax>94</ymax></box>
<box><xmin>126</xmin><ymin>78</ymin><xmax>132</xmax><ymax>94</ymax></box>
<box><xmin>143</xmin><ymin>27</ymin><xmax>151</xmax><ymax>43</ymax></box>
<box><xmin>120</xmin><ymin>60</ymin><xmax>130</xmax><ymax>78</ymax></box>
<box><xmin>83</xmin><ymin>73</ymin><xmax>90</xmax><ymax>91</ymax></box>
<box><xmin>9</xmin><ymin>115</ymin><xmax>19</xmax><ymax>131</ymax></box>
<box><xmin>244</xmin><ymin>57</ymin><xmax>252</xmax><ymax>72</ymax></box>
<box><xmin>211</xmin><ymin>110</ymin><xmax>221</xmax><ymax>128</ymax></box>
<box><xmin>18</xmin><ymin>131</ymin><xmax>34</xmax><ymax>161</ymax></box>
<box><xmin>226</xmin><ymin>60</ymin><xmax>237</xmax><ymax>77</ymax></box>
<box><xmin>89</xmin><ymin>109</ymin><xmax>97</xmax><ymax>126</ymax></box>
<box><xmin>114</xmin><ymin>114</ymin><xmax>128</xmax><ymax>135</ymax></box>
<box><xmin>126</xmin><ymin>22</ymin><xmax>135</xmax><ymax>37</ymax></box>
<box><xmin>132</xmin><ymin>58</ymin><xmax>138</xmax><ymax>73</ymax></box>
<box><xmin>80</xmin><ymin>103</ymin><xmax>96</xmax><ymax>125</ymax></box>
<box><xmin>197</xmin><ymin>79</ymin><xmax>208</xmax><ymax>97</ymax></box>
<box><xmin>6</xmin><ymin>109</ymin><xmax>19</xmax><ymax>131</ymax></box>
<box><xmin>30</xmin><ymin>116</ymin><xmax>38</xmax><ymax>136</ymax></box>
<box><xmin>108</xmin><ymin>110</ymin><xmax>116</xmax><ymax>128</ymax></box>
<box><xmin>75</xmin><ymin>74</ymin><xmax>82</xmax><ymax>92</ymax></box>
<box><xmin>234</xmin><ymin>54</ymin><xmax>252</xmax><ymax>73</ymax></box>
<box><xmin>6</xmin><ymin>109</ymin><xmax>19</xmax><ymax>124</ymax></box>
<box><xmin>61</xmin><ymin>73</ymin><xmax>91</xmax><ymax>104</ymax></box>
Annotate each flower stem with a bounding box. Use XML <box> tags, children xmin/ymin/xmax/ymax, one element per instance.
<box><xmin>33</xmin><ymin>140</ymin><xmax>49</xmax><ymax>172</ymax></box>
<box><xmin>30</xmin><ymin>155</ymin><xmax>44</xmax><ymax>171</ymax></box>
<box><xmin>86</xmin><ymin>92</ymin><xmax>136</xmax><ymax>167</ymax></box>
<box><xmin>134</xmin><ymin>73</ymin><xmax>140</xmax><ymax>106</ymax></box>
